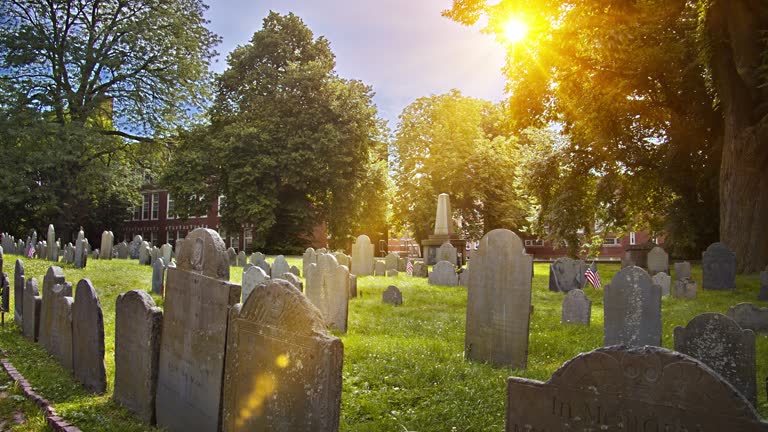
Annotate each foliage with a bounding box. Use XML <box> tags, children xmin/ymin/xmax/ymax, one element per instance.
<box><xmin>162</xmin><ymin>12</ymin><xmax>387</xmax><ymax>253</ymax></box>
<box><xmin>391</xmin><ymin>90</ymin><xmax>526</xmax><ymax>243</ymax></box>
<box><xmin>444</xmin><ymin>0</ymin><xmax>722</xmax><ymax>259</ymax></box>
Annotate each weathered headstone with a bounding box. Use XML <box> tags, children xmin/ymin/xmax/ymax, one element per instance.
<box><xmin>436</xmin><ymin>242</ymin><xmax>457</xmax><ymax>265</ymax></box>
<box><xmin>13</xmin><ymin>259</ymin><xmax>24</xmax><ymax>323</ymax></box>
<box><xmin>383</xmin><ymin>285</ymin><xmax>403</xmax><ymax>306</ymax></box>
<box><xmin>289</xmin><ymin>265</ymin><xmax>301</xmax><ymax>277</ymax></box>
<box><xmin>674</xmin><ymin>261</ymin><xmax>692</xmax><ymax>281</ymax></box>
<box><xmin>99</xmin><ymin>231</ymin><xmax>114</xmax><ymax>260</ymax></box>
<box><xmin>387</xmin><ymin>269</ymin><xmax>399</xmax><ymax>277</ymax></box>
<box><xmin>385</xmin><ymin>252</ymin><xmax>399</xmax><ymax>271</ymax></box>
<box><xmin>116</xmin><ymin>241</ymin><xmax>129</xmax><ymax>259</ymax></box>
<box><xmin>374</xmin><ymin>260</ymin><xmax>386</xmax><ymax>277</ymax></box>
<box><xmin>48</xmin><ymin>284</ymin><xmax>75</xmax><ymax>371</ymax></box>
<box><xmin>398</xmin><ymin>257</ymin><xmax>407</xmax><ymax>272</ymax></box>
<box><xmin>351</xmin><ymin>235</ymin><xmax>374</xmax><ymax>276</ymax></box>
<box><xmin>412</xmin><ymin>261</ymin><xmax>428</xmax><ymax>278</ymax></box>
<box><xmin>333</xmin><ymin>252</ymin><xmax>350</xmax><ymax>268</ymax></box>
<box><xmin>129</xmin><ymin>235</ymin><xmax>143</xmax><ymax>259</ymax></box>
<box><xmin>241</xmin><ymin>266</ymin><xmax>270</xmax><ymax>301</ymax></box>
<box><xmin>174</xmin><ymin>239</ymin><xmax>184</xmax><ymax>259</ymax></box>
<box><xmin>227</xmin><ymin>247</ymin><xmax>237</xmax><ymax>266</ymax></box>
<box><xmin>236</xmin><ymin>250</ymin><xmax>247</xmax><ymax>267</ymax></box>
<box><xmin>349</xmin><ymin>274</ymin><xmax>357</xmax><ymax>298</ymax></box>
<box><xmin>72</xmin><ymin>279</ymin><xmax>106</xmax><ymax>393</ymax></box>
<box><xmin>22</xmin><ymin>278</ymin><xmax>41</xmax><ymax>341</ymax></box>
<box><xmin>465</xmin><ymin>229</ymin><xmax>532</xmax><ymax>368</ymax></box>
<box><xmin>548</xmin><ymin>257</ymin><xmax>587</xmax><ymax>292</ymax></box>
<box><xmin>702</xmin><ymin>242</ymin><xmax>736</xmax><ymax>290</ymax></box>
<box><xmin>271</xmin><ymin>255</ymin><xmax>290</xmax><ymax>278</ymax></box>
<box><xmin>647</xmin><ymin>246</ymin><xmax>669</xmax><ymax>275</ymax></box>
<box><xmin>114</xmin><ymin>290</ymin><xmax>163</xmax><ymax>425</ymax></box>
<box><xmin>250</xmin><ymin>251</ymin><xmax>265</xmax><ymax>265</ymax></box>
<box><xmin>149</xmin><ymin>246</ymin><xmax>160</xmax><ymax>265</ymax></box>
<box><xmin>301</xmin><ymin>248</ymin><xmax>316</xmax><ymax>273</ymax></box>
<box><xmin>221</xmin><ymin>279</ymin><xmax>343</xmax><ymax>431</ymax></box>
<box><xmin>160</xmin><ymin>243</ymin><xmax>173</xmax><ymax>264</ymax></box>
<box><xmin>279</xmin><ymin>272</ymin><xmax>303</xmax><ymax>292</ymax></box>
<box><xmin>74</xmin><ymin>229</ymin><xmax>87</xmax><ymax>268</ymax></box>
<box><xmin>38</xmin><ymin>266</ymin><xmax>68</xmax><ymax>350</ymax></box>
<box><xmin>562</xmin><ymin>289</ymin><xmax>591</xmax><ymax>325</ymax></box>
<box><xmin>428</xmin><ymin>260</ymin><xmax>458</xmax><ymax>287</ymax></box>
<box><xmin>156</xmin><ymin>228</ymin><xmax>240</xmax><ymax>432</ymax></box>
<box><xmin>674</xmin><ymin>313</ymin><xmax>756</xmax><ymax>406</ymax></box>
<box><xmin>138</xmin><ymin>241</ymin><xmax>151</xmax><ymax>265</ymax></box>
<box><xmin>603</xmin><ymin>266</ymin><xmax>662</xmax><ymax>347</ymax></box>
<box><xmin>505</xmin><ymin>345</ymin><xmax>768</xmax><ymax>432</ymax></box>
<box><xmin>47</xmin><ymin>224</ymin><xmax>57</xmax><ymax>261</ymax></box>
<box><xmin>652</xmin><ymin>271</ymin><xmax>671</xmax><ymax>296</ymax></box>
<box><xmin>305</xmin><ymin>254</ymin><xmax>349</xmax><ymax>332</ymax></box>
<box><xmin>152</xmin><ymin>258</ymin><xmax>166</xmax><ymax>296</ymax></box>
<box><xmin>727</xmin><ymin>303</ymin><xmax>768</xmax><ymax>333</ymax></box>
<box><xmin>674</xmin><ymin>277</ymin><xmax>698</xmax><ymax>299</ymax></box>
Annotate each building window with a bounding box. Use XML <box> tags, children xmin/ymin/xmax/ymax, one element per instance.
<box><xmin>167</xmin><ymin>194</ymin><xmax>175</xmax><ymax>220</ymax></box>
<box><xmin>244</xmin><ymin>228</ymin><xmax>252</xmax><ymax>251</ymax></box>
<box><xmin>603</xmin><ymin>237</ymin><xmax>619</xmax><ymax>246</ymax></box>
<box><xmin>217</xmin><ymin>194</ymin><xmax>225</xmax><ymax>217</ymax></box>
<box><xmin>132</xmin><ymin>204</ymin><xmax>141</xmax><ymax>221</ymax></box>
<box><xmin>142</xmin><ymin>193</ymin><xmax>150</xmax><ymax>220</ymax></box>
<box><xmin>151</xmin><ymin>193</ymin><xmax>160</xmax><ymax>220</ymax></box>
<box><xmin>231</xmin><ymin>233</ymin><xmax>240</xmax><ymax>251</ymax></box>
<box><xmin>629</xmin><ymin>232</ymin><xmax>636</xmax><ymax>245</ymax></box>
<box><xmin>524</xmin><ymin>239</ymin><xmax>544</xmax><ymax>247</ymax></box>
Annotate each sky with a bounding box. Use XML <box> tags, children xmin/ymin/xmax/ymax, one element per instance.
<box><xmin>205</xmin><ymin>0</ymin><xmax>508</xmax><ymax>129</ymax></box>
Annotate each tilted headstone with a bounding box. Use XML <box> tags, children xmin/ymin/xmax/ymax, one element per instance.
<box><xmin>702</xmin><ymin>242</ymin><xmax>736</xmax><ymax>290</ymax></box>
<box><xmin>271</xmin><ymin>255</ymin><xmax>290</xmax><ymax>278</ymax></box>
<box><xmin>152</xmin><ymin>258</ymin><xmax>166</xmax><ymax>296</ymax></box>
<box><xmin>241</xmin><ymin>266</ymin><xmax>270</xmax><ymax>301</ymax></box>
<box><xmin>22</xmin><ymin>278</ymin><xmax>41</xmax><ymax>341</ymax></box>
<box><xmin>74</xmin><ymin>230</ymin><xmax>87</xmax><ymax>268</ymax></box>
<box><xmin>114</xmin><ymin>290</ymin><xmax>163</xmax><ymax>425</ymax></box>
<box><xmin>428</xmin><ymin>260</ymin><xmax>458</xmax><ymax>287</ymax></box>
<box><xmin>14</xmin><ymin>259</ymin><xmax>24</xmax><ymax>323</ymax></box>
<box><xmin>349</xmin><ymin>274</ymin><xmax>357</xmax><ymax>298</ymax></box>
<box><xmin>38</xmin><ymin>266</ymin><xmax>68</xmax><ymax>350</ymax></box>
<box><xmin>674</xmin><ymin>313</ymin><xmax>756</xmax><ymax>406</ymax></box>
<box><xmin>412</xmin><ymin>261</ymin><xmax>428</xmax><ymax>278</ymax></box>
<box><xmin>99</xmin><ymin>231</ymin><xmax>114</xmax><ymax>260</ymax></box>
<box><xmin>387</xmin><ymin>269</ymin><xmax>399</xmax><ymax>277</ymax></box>
<box><xmin>505</xmin><ymin>345</ymin><xmax>768</xmax><ymax>432</ymax></box>
<box><xmin>351</xmin><ymin>235</ymin><xmax>374</xmax><ymax>276</ymax></box>
<box><xmin>138</xmin><ymin>241</ymin><xmax>151</xmax><ymax>265</ymax></box>
<box><xmin>333</xmin><ymin>252</ymin><xmax>350</xmax><ymax>269</ymax></box>
<box><xmin>562</xmin><ymin>289</ymin><xmax>591</xmax><ymax>325</ymax></box>
<box><xmin>227</xmin><ymin>247</ymin><xmax>237</xmax><ymax>266</ymax></box>
<box><xmin>129</xmin><ymin>235</ymin><xmax>143</xmax><ymax>259</ymax></box>
<box><xmin>674</xmin><ymin>261</ymin><xmax>692</xmax><ymax>281</ymax></box>
<box><xmin>652</xmin><ymin>271</ymin><xmax>671</xmax><ymax>296</ymax></box>
<box><xmin>221</xmin><ymin>279</ymin><xmax>343</xmax><ymax>431</ymax></box>
<box><xmin>603</xmin><ymin>266</ymin><xmax>662</xmax><ymax>347</ymax></box>
<box><xmin>305</xmin><ymin>254</ymin><xmax>349</xmax><ymax>332</ymax></box>
<box><xmin>116</xmin><ymin>241</ymin><xmax>129</xmax><ymax>259</ymax></box>
<box><xmin>385</xmin><ymin>252</ymin><xmax>399</xmax><ymax>271</ymax></box>
<box><xmin>548</xmin><ymin>257</ymin><xmax>587</xmax><ymax>292</ymax></box>
<box><xmin>156</xmin><ymin>228</ymin><xmax>240</xmax><ymax>432</ymax></box>
<box><xmin>289</xmin><ymin>265</ymin><xmax>301</xmax><ymax>277</ymax></box>
<box><xmin>374</xmin><ymin>260</ymin><xmax>386</xmax><ymax>277</ymax></box>
<box><xmin>72</xmin><ymin>279</ymin><xmax>106</xmax><ymax>393</ymax></box>
<box><xmin>160</xmin><ymin>243</ymin><xmax>173</xmax><ymax>264</ymax></box>
<box><xmin>383</xmin><ymin>285</ymin><xmax>403</xmax><ymax>306</ymax></box>
<box><xmin>465</xmin><ymin>229</ymin><xmax>532</xmax><ymax>368</ymax></box>
<box><xmin>251</xmin><ymin>251</ymin><xmax>266</xmax><ymax>265</ymax></box>
<box><xmin>436</xmin><ymin>242</ymin><xmax>457</xmax><ymax>265</ymax></box>
<box><xmin>647</xmin><ymin>246</ymin><xmax>669</xmax><ymax>275</ymax></box>
<box><xmin>236</xmin><ymin>250</ymin><xmax>247</xmax><ymax>267</ymax></box>
<box><xmin>279</xmin><ymin>272</ymin><xmax>303</xmax><ymax>292</ymax></box>
<box><xmin>727</xmin><ymin>303</ymin><xmax>768</xmax><ymax>333</ymax></box>
<box><xmin>47</xmin><ymin>224</ymin><xmax>57</xmax><ymax>261</ymax></box>
<box><xmin>674</xmin><ymin>277</ymin><xmax>698</xmax><ymax>299</ymax></box>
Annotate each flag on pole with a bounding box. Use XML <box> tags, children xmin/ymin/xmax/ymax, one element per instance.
<box><xmin>585</xmin><ymin>262</ymin><xmax>601</xmax><ymax>290</ymax></box>
<box><xmin>406</xmin><ymin>259</ymin><xmax>414</xmax><ymax>276</ymax></box>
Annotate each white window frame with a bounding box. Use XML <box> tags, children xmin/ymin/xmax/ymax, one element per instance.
<box><xmin>167</xmin><ymin>194</ymin><xmax>175</xmax><ymax>220</ymax></box>
<box><xmin>151</xmin><ymin>193</ymin><xmax>160</xmax><ymax>220</ymax></box>
<box><xmin>603</xmin><ymin>237</ymin><xmax>620</xmax><ymax>246</ymax></box>
<box><xmin>629</xmin><ymin>231</ymin><xmax>636</xmax><ymax>245</ymax></box>
<box><xmin>141</xmin><ymin>193</ymin><xmax>150</xmax><ymax>220</ymax></box>
<box><xmin>524</xmin><ymin>239</ymin><xmax>544</xmax><ymax>247</ymax></box>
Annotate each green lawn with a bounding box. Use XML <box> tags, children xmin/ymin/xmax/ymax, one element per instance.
<box><xmin>0</xmin><ymin>256</ymin><xmax>766</xmax><ymax>431</ymax></box>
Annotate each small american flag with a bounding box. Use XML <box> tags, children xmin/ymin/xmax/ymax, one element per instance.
<box><xmin>27</xmin><ymin>245</ymin><xmax>35</xmax><ymax>259</ymax></box>
<box><xmin>585</xmin><ymin>262</ymin><xmax>601</xmax><ymax>290</ymax></box>
<box><xmin>406</xmin><ymin>259</ymin><xmax>413</xmax><ymax>276</ymax></box>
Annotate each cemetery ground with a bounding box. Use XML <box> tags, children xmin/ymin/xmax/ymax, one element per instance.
<box><xmin>0</xmin><ymin>257</ymin><xmax>766</xmax><ymax>431</ymax></box>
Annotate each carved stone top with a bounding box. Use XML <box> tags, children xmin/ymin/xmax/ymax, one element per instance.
<box><xmin>174</xmin><ymin>228</ymin><xmax>229</xmax><ymax>280</ymax></box>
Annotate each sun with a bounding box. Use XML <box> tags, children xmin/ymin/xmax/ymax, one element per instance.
<box><xmin>502</xmin><ymin>17</ymin><xmax>529</xmax><ymax>44</ymax></box>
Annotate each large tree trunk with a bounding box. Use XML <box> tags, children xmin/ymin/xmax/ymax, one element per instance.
<box><xmin>707</xmin><ymin>0</ymin><xmax>768</xmax><ymax>273</ymax></box>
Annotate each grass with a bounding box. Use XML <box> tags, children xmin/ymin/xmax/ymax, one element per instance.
<box><xmin>0</xmin><ymin>255</ymin><xmax>766</xmax><ymax>431</ymax></box>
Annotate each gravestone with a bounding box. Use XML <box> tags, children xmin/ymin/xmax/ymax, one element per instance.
<box><xmin>38</xmin><ymin>267</ymin><xmax>69</xmax><ymax>353</ymax></box>
<box><xmin>14</xmin><ymin>259</ymin><xmax>24</xmax><ymax>323</ymax></box>
<box><xmin>289</xmin><ymin>265</ymin><xmax>301</xmax><ymax>277</ymax></box>
<box><xmin>428</xmin><ymin>260</ymin><xmax>458</xmax><ymax>287</ymax></box>
<box><xmin>0</xmin><ymin>273</ymin><xmax>8</xmax><ymax>314</ymax></box>
<box><xmin>241</xmin><ymin>266</ymin><xmax>270</xmax><ymax>301</ymax></box>
<box><xmin>466</xmin><ymin>229</ymin><xmax>532</xmax><ymax>368</ymax></box>
<box><xmin>385</xmin><ymin>252</ymin><xmax>399</xmax><ymax>271</ymax></box>
<box><xmin>674</xmin><ymin>277</ymin><xmax>698</xmax><ymax>299</ymax></box>
<box><xmin>383</xmin><ymin>285</ymin><xmax>403</xmax><ymax>306</ymax></box>
<box><xmin>603</xmin><ymin>266</ymin><xmax>662</xmax><ymax>347</ymax></box>
<box><xmin>160</xmin><ymin>243</ymin><xmax>173</xmax><ymax>264</ymax></box>
<box><xmin>351</xmin><ymin>235</ymin><xmax>374</xmax><ymax>276</ymax></box>
<box><xmin>279</xmin><ymin>272</ymin><xmax>303</xmax><ymax>292</ymax></box>
<box><xmin>675</xmin><ymin>261</ymin><xmax>692</xmax><ymax>281</ymax></box>
<box><xmin>333</xmin><ymin>252</ymin><xmax>351</xmax><ymax>268</ymax></box>
<box><xmin>305</xmin><ymin>254</ymin><xmax>349</xmax><ymax>332</ymax></box>
<box><xmin>436</xmin><ymin>242</ymin><xmax>457</xmax><ymax>265</ymax></box>
<box><xmin>22</xmin><ymin>278</ymin><xmax>41</xmax><ymax>341</ymax></box>
<box><xmin>758</xmin><ymin>266</ymin><xmax>768</xmax><ymax>301</ymax></box>
<box><xmin>92</xmin><ymin>249</ymin><xmax>100</xmax><ymax>260</ymax></box>
<box><xmin>349</xmin><ymin>274</ymin><xmax>357</xmax><ymax>298</ymax></box>
<box><xmin>116</xmin><ymin>241</ymin><xmax>129</xmax><ymax>259</ymax></box>
<box><xmin>236</xmin><ymin>250</ymin><xmax>247</xmax><ymax>267</ymax></box>
<box><xmin>156</xmin><ymin>228</ymin><xmax>240</xmax><ymax>432</ymax></box>
<box><xmin>562</xmin><ymin>289</ymin><xmax>591</xmax><ymax>325</ymax></box>
<box><xmin>254</xmin><ymin>258</ymin><xmax>271</xmax><ymax>276</ymax></box>
<box><xmin>271</xmin><ymin>255</ymin><xmax>290</xmax><ymax>278</ymax></box>
<box><xmin>548</xmin><ymin>257</ymin><xmax>587</xmax><ymax>292</ymax></box>
<box><xmin>647</xmin><ymin>246</ymin><xmax>669</xmax><ymax>275</ymax></box>
<box><xmin>48</xmin><ymin>284</ymin><xmax>74</xmax><ymax>371</ymax></box>
<box><xmin>114</xmin><ymin>290</ymin><xmax>163</xmax><ymax>425</ymax></box>
<box><xmin>72</xmin><ymin>279</ymin><xmax>107</xmax><ymax>393</ymax></box>
<box><xmin>149</xmin><ymin>246</ymin><xmax>161</xmax><ymax>265</ymax></box>
<box><xmin>74</xmin><ymin>229</ymin><xmax>87</xmax><ymax>268</ymax></box>
<box><xmin>413</xmin><ymin>261</ymin><xmax>428</xmax><ymax>278</ymax></box>
<box><xmin>459</xmin><ymin>265</ymin><xmax>470</xmax><ymax>287</ymax></box>
<box><xmin>221</xmin><ymin>279</ymin><xmax>343</xmax><ymax>431</ymax></box>
<box><xmin>727</xmin><ymin>303</ymin><xmax>768</xmax><ymax>333</ymax></box>
<box><xmin>702</xmin><ymin>242</ymin><xmax>736</xmax><ymax>290</ymax></box>
<box><xmin>674</xmin><ymin>313</ymin><xmax>756</xmax><ymax>406</ymax></box>
<box><xmin>152</xmin><ymin>258</ymin><xmax>166</xmax><ymax>295</ymax></box>
<box><xmin>505</xmin><ymin>345</ymin><xmax>768</xmax><ymax>432</ymax></box>
<box><xmin>99</xmin><ymin>231</ymin><xmax>114</xmax><ymax>260</ymax></box>
<box><xmin>138</xmin><ymin>241</ymin><xmax>151</xmax><ymax>265</ymax></box>
<box><xmin>129</xmin><ymin>235</ymin><xmax>143</xmax><ymax>259</ymax></box>
<box><xmin>387</xmin><ymin>269</ymin><xmax>399</xmax><ymax>277</ymax></box>
<box><xmin>301</xmin><ymin>248</ymin><xmax>316</xmax><ymax>273</ymax></box>
<box><xmin>374</xmin><ymin>260</ymin><xmax>386</xmax><ymax>277</ymax></box>
<box><xmin>251</xmin><ymin>251</ymin><xmax>265</xmax><ymax>265</ymax></box>
<box><xmin>227</xmin><ymin>247</ymin><xmax>237</xmax><ymax>266</ymax></box>
<box><xmin>317</xmin><ymin>248</ymin><xmax>328</xmax><ymax>254</ymax></box>
<box><xmin>47</xmin><ymin>224</ymin><xmax>57</xmax><ymax>261</ymax></box>
<box><xmin>174</xmin><ymin>239</ymin><xmax>184</xmax><ymax>259</ymax></box>
<box><xmin>398</xmin><ymin>257</ymin><xmax>407</xmax><ymax>272</ymax></box>
<box><xmin>652</xmin><ymin>271</ymin><xmax>671</xmax><ymax>296</ymax></box>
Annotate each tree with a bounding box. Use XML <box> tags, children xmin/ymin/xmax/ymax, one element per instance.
<box><xmin>162</xmin><ymin>12</ymin><xmax>387</xmax><ymax>253</ymax></box>
<box><xmin>445</xmin><ymin>0</ymin><xmax>728</xmax><ymax>264</ymax></box>
<box><xmin>0</xmin><ymin>0</ymin><xmax>219</xmax><ymax>240</ymax></box>
<box><xmin>391</xmin><ymin>90</ymin><xmax>526</xmax><ymax>243</ymax></box>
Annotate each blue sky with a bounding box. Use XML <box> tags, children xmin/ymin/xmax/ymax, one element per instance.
<box><xmin>205</xmin><ymin>0</ymin><xmax>508</xmax><ymax>129</ymax></box>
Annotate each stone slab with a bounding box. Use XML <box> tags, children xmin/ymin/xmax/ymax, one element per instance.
<box><xmin>383</xmin><ymin>285</ymin><xmax>403</xmax><ymax>306</ymax></box>
<box><xmin>548</xmin><ymin>257</ymin><xmax>587</xmax><ymax>292</ymax></box>
<box><xmin>562</xmin><ymin>289</ymin><xmax>591</xmax><ymax>325</ymax></box>
<box><xmin>727</xmin><ymin>303</ymin><xmax>768</xmax><ymax>333</ymax></box>
<box><xmin>351</xmin><ymin>235</ymin><xmax>374</xmax><ymax>276</ymax></box>
<box><xmin>603</xmin><ymin>266</ymin><xmax>662</xmax><ymax>347</ymax></box>
<box><xmin>22</xmin><ymin>278</ymin><xmax>41</xmax><ymax>341</ymax></box>
<box><xmin>702</xmin><ymin>242</ymin><xmax>736</xmax><ymax>290</ymax></box>
<box><xmin>14</xmin><ymin>259</ymin><xmax>24</xmax><ymax>323</ymax></box>
<box><xmin>72</xmin><ymin>279</ymin><xmax>106</xmax><ymax>393</ymax></box>
<box><xmin>652</xmin><ymin>271</ymin><xmax>671</xmax><ymax>296</ymax></box>
<box><xmin>428</xmin><ymin>260</ymin><xmax>458</xmax><ymax>287</ymax></box>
